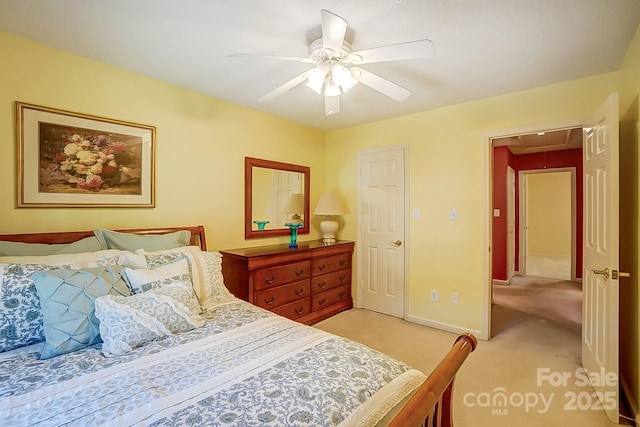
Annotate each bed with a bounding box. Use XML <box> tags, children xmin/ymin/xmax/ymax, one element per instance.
<box><xmin>0</xmin><ymin>226</ymin><xmax>476</xmax><ymax>426</ymax></box>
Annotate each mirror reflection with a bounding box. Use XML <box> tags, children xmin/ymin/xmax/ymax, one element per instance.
<box><xmin>244</xmin><ymin>157</ymin><xmax>310</xmax><ymax>239</ymax></box>
<box><xmin>251</xmin><ymin>168</ymin><xmax>305</xmax><ymax>230</ymax></box>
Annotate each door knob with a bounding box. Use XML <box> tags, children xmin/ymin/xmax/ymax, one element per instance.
<box><xmin>392</xmin><ymin>240</ymin><xmax>403</xmax><ymax>246</ymax></box>
<box><xmin>592</xmin><ymin>268</ymin><xmax>610</xmax><ymax>279</ymax></box>
<box><xmin>613</xmin><ymin>270</ymin><xmax>631</xmax><ymax>280</ymax></box>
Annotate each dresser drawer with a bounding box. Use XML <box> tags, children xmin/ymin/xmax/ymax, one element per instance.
<box><xmin>312</xmin><ymin>284</ymin><xmax>351</xmax><ymax>311</ymax></box>
<box><xmin>254</xmin><ymin>261</ymin><xmax>310</xmax><ymax>290</ymax></box>
<box><xmin>311</xmin><ymin>269</ymin><xmax>350</xmax><ymax>293</ymax></box>
<box><xmin>254</xmin><ymin>279</ymin><xmax>309</xmax><ymax>309</ymax></box>
<box><xmin>271</xmin><ymin>297</ymin><xmax>311</xmax><ymax>320</ymax></box>
<box><xmin>312</xmin><ymin>253</ymin><xmax>351</xmax><ymax>275</ymax></box>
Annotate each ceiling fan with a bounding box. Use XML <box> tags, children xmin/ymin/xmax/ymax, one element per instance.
<box><xmin>230</xmin><ymin>10</ymin><xmax>434</xmax><ymax>116</ymax></box>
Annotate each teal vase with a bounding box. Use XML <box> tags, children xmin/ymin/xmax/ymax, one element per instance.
<box><xmin>253</xmin><ymin>220</ymin><xmax>269</xmax><ymax>230</ymax></box>
<box><xmin>285</xmin><ymin>222</ymin><xmax>303</xmax><ymax>248</ymax></box>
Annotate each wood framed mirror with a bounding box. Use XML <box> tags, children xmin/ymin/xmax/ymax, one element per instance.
<box><xmin>245</xmin><ymin>157</ymin><xmax>310</xmax><ymax>239</ymax></box>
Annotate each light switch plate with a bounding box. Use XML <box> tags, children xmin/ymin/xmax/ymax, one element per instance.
<box><xmin>412</xmin><ymin>208</ymin><xmax>420</xmax><ymax>219</ymax></box>
<box><xmin>493</xmin><ymin>208</ymin><xmax>500</xmax><ymax>217</ymax></box>
<box><xmin>450</xmin><ymin>209</ymin><xmax>457</xmax><ymax>220</ymax></box>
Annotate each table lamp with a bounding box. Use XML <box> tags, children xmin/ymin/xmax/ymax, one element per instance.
<box><xmin>313</xmin><ymin>192</ymin><xmax>346</xmax><ymax>243</ymax></box>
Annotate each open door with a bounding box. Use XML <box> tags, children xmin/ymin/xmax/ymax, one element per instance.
<box><xmin>582</xmin><ymin>93</ymin><xmax>620</xmax><ymax>422</ymax></box>
<box><xmin>507</xmin><ymin>166</ymin><xmax>516</xmax><ymax>280</ymax></box>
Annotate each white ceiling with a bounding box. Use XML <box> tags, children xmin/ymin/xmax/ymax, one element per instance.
<box><xmin>1</xmin><ymin>0</ymin><xmax>639</xmax><ymax>131</ymax></box>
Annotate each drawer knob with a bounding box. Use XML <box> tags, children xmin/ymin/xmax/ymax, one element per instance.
<box><xmin>340</xmin><ymin>259</ymin><xmax>346</xmax><ymax>265</ymax></box>
<box><xmin>318</xmin><ymin>281</ymin><xmax>327</xmax><ymax>289</ymax></box>
<box><xmin>264</xmin><ymin>275</ymin><xmax>276</xmax><ymax>284</ymax></box>
<box><xmin>295</xmin><ymin>306</ymin><xmax>304</xmax><ymax>315</ymax></box>
<box><xmin>318</xmin><ymin>298</ymin><xmax>326</xmax><ymax>305</ymax></box>
<box><xmin>264</xmin><ymin>296</ymin><xmax>276</xmax><ymax>305</ymax></box>
<box><xmin>295</xmin><ymin>269</ymin><xmax>305</xmax><ymax>277</ymax></box>
<box><xmin>318</xmin><ymin>264</ymin><xmax>327</xmax><ymax>271</ymax></box>
<box><xmin>295</xmin><ymin>288</ymin><xmax>304</xmax><ymax>296</ymax></box>
<box><xmin>339</xmin><ymin>275</ymin><xmax>346</xmax><ymax>282</ymax></box>
<box><xmin>339</xmin><ymin>291</ymin><xmax>346</xmax><ymax>298</ymax></box>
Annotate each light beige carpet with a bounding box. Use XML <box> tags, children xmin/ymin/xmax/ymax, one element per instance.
<box><xmin>315</xmin><ymin>277</ymin><xmax>619</xmax><ymax>426</ymax></box>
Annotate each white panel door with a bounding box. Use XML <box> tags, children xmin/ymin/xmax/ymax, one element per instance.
<box><xmin>271</xmin><ymin>170</ymin><xmax>302</xmax><ymax>226</ymax></box>
<box><xmin>358</xmin><ymin>148</ymin><xmax>406</xmax><ymax>318</ymax></box>
<box><xmin>582</xmin><ymin>93</ymin><xmax>619</xmax><ymax>423</ymax></box>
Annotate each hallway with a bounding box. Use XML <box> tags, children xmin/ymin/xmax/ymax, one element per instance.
<box><xmin>492</xmin><ymin>275</ymin><xmax>582</xmax><ymax>336</ymax></box>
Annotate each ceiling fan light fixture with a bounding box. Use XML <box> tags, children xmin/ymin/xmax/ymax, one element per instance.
<box><xmin>331</xmin><ymin>63</ymin><xmax>350</xmax><ymax>83</ymax></box>
<box><xmin>306</xmin><ymin>67</ymin><xmax>327</xmax><ymax>94</ymax></box>
<box><xmin>331</xmin><ymin>63</ymin><xmax>358</xmax><ymax>93</ymax></box>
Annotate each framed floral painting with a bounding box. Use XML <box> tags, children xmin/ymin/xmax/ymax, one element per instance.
<box><xmin>16</xmin><ymin>102</ymin><xmax>155</xmax><ymax>207</ymax></box>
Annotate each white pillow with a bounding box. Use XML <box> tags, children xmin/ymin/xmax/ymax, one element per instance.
<box><xmin>95</xmin><ymin>281</ymin><xmax>204</xmax><ymax>357</ymax></box>
<box><xmin>198</xmin><ymin>251</ymin><xmax>232</xmax><ymax>304</ymax></box>
<box><xmin>123</xmin><ymin>257</ymin><xmax>191</xmax><ymax>294</ymax></box>
<box><xmin>135</xmin><ymin>246</ymin><xmax>231</xmax><ymax>306</ymax></box>
<box><xmin>122</xmin><ymin>257</ymin><xmax>200</xmax><ymax>313</ymax></box>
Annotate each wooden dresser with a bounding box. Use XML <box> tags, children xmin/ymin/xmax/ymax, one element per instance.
<box><xmin>220</xmin><ymin>240</ymin><xmax>354</xmax><ymax>324</ymax></box>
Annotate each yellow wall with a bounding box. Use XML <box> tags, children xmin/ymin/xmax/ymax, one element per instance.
<box><xmin>618</xmin><ymin>23</ymin><xmax>640</xmax><ymax>420</ymax></box>
<box><xmin>526</xmin><ymin>172</ymin><xmax>571</xmax><ymax>258</ymax></box>
<box><xmin>326</xmin><ymin>72</ymin><xmax>618</xmax><ymax>334</ymax></box>
<box><xmin>0</xmin><ymin>31</ymin><xmax>325</xmax><ymax>250</ymax></box>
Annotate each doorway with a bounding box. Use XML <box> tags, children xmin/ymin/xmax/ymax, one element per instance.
<box><xmin>488</xmin><ymin>122</ymin><xmax>584</xmax><ymax>340</ymax></box>
<box><xmin>486</xmin><ymin>96</ymin><xmax>621</xmax><ymax>422</ymax></box>
<box><xmin>520</xmin><ymin>168</ymin><xmax>576</xmax><ymax>281</ymax></box>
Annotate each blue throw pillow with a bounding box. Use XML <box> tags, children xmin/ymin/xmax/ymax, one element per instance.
<box><xmin>33</xmin><ymin>265</ymin><xmax>131</xmax><ymax>359</ymax></box>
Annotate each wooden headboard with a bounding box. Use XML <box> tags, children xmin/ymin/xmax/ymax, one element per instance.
<box><xmin>0</xmin><ymin>226</ymin><xmax>207</xmax><ymax>251</ymax></box>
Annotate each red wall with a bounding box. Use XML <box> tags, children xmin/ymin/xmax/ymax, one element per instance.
<box><xmin>492</xmin><ymin>147</ymin><xmax>583</xmax><ymax>280</ymax></box>
<box><xmin>492</xmin><ymin>146</ymin><xmax>513</xmax><ymax>280</ymax></box>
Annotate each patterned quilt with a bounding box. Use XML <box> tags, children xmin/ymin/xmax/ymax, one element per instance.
<box><xmin>0</xmin><ymin>299</ymin><xmax>425</xmax><ymax>426</ymax></box>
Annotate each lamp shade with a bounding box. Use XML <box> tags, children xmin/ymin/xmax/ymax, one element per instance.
<box><xmin>283</xmin><ymin>193</ymin><xmax>304</xmax><ymax>214</ymax></box>
<box><xmin>313</xmin><ymin>193</ymin><xmax>345</xmax><ymax>216</ymax></box>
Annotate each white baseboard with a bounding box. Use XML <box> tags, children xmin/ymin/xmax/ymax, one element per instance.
<box><xmin>492</xmin><ymin>279</ymin><xmax>510</xmax><ymax>286</ymax></box>
<box><xmin>405</xmin><ymin>314</ymin><xmax>484</xmax><ymax>340</ymax></box>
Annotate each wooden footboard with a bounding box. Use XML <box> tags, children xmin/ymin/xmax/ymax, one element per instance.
<box><xmin>389</xmin><ymin>333</ymin><xmax>477</xmax><ymax>427</ymax></box>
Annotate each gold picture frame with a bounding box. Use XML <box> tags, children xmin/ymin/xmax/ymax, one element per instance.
<box><xmin>16</xmin><ymin>102</ymin><xmax>155</xmax><ymax>208</ymax></box>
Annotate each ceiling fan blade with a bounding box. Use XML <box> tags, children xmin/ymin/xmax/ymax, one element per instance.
<box><xmin>258</xmin><ymin>72</ymin><xmax>308</xmax><ymax>103</ymax></box>
<box><xmin>349</xmin><ymin>39</ymin><xmax>434</xmax><ymax>64</ymax></box>
<box><xmin>229</xmin><ymin>53</ymin><xmax>314</xmax><ymax>64</ymax></box>
<box><xmin>325</xmin><ymin>95</ymin><xmax>340</xmax><ymax>116</ymax></box>
<box><xmin>353</xmin><ymin>68</ymin><xmax>411</xmax><ymax>102</ymax></box>
<box><xmin>321</xmin><ymin>9</ymin><xmax>347</xmax><ymax>54</ymax></box>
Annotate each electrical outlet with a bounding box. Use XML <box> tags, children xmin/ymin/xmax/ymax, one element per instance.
<box><xmin>451</xmin><ymin>293</ymin><xmax>459</xmax><ymax>304</ymax></box>
<box><xmin>430</xmin><ymin>290</ymin><xmax>438</xmax><ymax>302</ymax></box>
